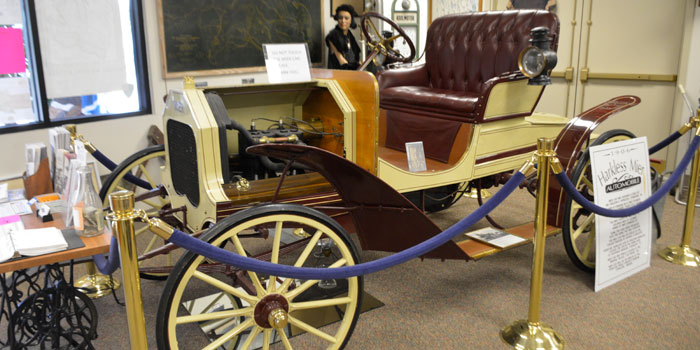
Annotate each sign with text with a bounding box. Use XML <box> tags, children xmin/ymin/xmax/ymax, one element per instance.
<box><xmin>263</xmin><ymin>43</ymin><xmax>311</xmax><ymax>84</ymax></box>
<box><xmin>590</xmin><ymin>137</ymin><xmax>652</xmax><ymax>292</ymax></box>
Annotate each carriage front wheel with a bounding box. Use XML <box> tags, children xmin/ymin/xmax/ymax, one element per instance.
<box><xmin>156</xmin><ymin>204</ymin><xmax>363</xmax><ymax>350</ymax></box>
<box><xmin>562</xmin><ymin>129</ymin><xmax>637</xmax><ymax>273</ymax></box>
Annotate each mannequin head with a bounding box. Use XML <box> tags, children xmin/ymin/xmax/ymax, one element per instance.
<box><xmin>333</xmin><ymin>4</ymin><xmax>358</xmax><ymax>30</ymax></box>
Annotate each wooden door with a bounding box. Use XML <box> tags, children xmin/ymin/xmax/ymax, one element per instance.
<box><xmin>496</xmin><ymin>0</ymin><xmax>687</xmax><ymax>162</ymax></box>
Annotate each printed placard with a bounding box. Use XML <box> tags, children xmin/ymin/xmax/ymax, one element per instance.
<box><xmin>263</xmin><ymin>43</ymin><xmax>311</xmax><ymax>84</ymax></box>
<box><xmin>405</xmin><ymin>141</ymin><xmax>427</xmax><ymax>172</ymax></box>
<box><xmin>590</xmin><ymin>137</ymin><xmax>652</xmax><ymax>292</ymax></box>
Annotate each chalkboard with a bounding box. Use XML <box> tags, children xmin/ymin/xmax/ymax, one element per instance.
<box><xmin>157</xmin><ymin>0</ymin><xmax>323</xmax><ymax>78</ymax></box>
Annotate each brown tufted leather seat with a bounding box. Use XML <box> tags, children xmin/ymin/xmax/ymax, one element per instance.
<box><xmin>377</xmin><ymin>10</ymin><xmax>559</xmax><ymax>162</ymax></box>
<box><xmin>378</xmin><ymin>10</ymin><xmax>559</xmax><ymax>124</ymax></box>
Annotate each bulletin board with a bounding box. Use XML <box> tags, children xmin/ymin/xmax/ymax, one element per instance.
<box><xmin>157</xmin><ymin>0</ymin><xmax>323</xmax><ymax>78</ymax></box>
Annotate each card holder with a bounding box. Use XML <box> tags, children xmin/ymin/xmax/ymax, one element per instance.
<box><xmin>23</xmin><ymin>158</ymin><xmax>54</xmax><ymax>200</ymax></box>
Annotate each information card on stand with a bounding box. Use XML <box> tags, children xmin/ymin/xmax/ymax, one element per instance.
<box><xmin>263</xmin><ymin>43</ymin><xmax>311</xmax><ymax>84</ymax></box>
<box><xmin>590</xmin><ymin>137</ymin><xmax>652</xmax><ymax>292</ymax></box>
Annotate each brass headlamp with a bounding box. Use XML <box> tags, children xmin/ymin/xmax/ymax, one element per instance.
<box><xmin>518</xmin><ymin>27</ymin><xmax>558</xmax><ymax>85</ymax></box>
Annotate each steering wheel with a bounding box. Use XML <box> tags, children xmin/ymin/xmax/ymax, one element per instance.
<box><xmin>359</xmin><ymin>12</ymin><xmax>416</xmax><ymax>71</ymax></box>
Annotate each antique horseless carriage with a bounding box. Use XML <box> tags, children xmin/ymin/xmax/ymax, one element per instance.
<box><xmin>101</xmin><ymin>10</ymin><xmax>640</xmax><ymax>349</ymax></box>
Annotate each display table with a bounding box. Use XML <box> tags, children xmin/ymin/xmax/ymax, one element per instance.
<box><xmin>0</xmin><ymin>212</ymin><xmax>112</xmax><ymax>348</ymax></box>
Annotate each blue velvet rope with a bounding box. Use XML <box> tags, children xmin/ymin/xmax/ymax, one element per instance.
<box><xmin>92</xmin><ymin>150</ymin><xmax>118</xmax><ymax>171</ymax></box>
<box><xmin>166</xmin><ymin>171</ymin><xmax>525</xmax><ymax>280</ymax></box>
<box><xmin>93</xmin><ymin>150</ymin><xmax>152</xmax><ymax>190</ymax></box>
<box><xmin>556</xmin><ymin>135</ymin><xmax>700</xmax><ymax>218</ymax></box>
<box><xmin>649</xmin><ymin>131</ymin><xmax>682</xmax><ymax>155</ymax></box>
<box><xmin>92</xmin><ymin>236</ymin><xmax>120</xmax><ymax>275</ymax></box>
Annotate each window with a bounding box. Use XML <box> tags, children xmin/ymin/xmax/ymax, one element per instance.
<box><xmin>0</xmin><ymin>0</ymin><xmax>150</xmax><ymax>134</ymax></box>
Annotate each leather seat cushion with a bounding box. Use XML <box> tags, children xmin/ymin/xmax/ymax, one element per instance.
<box><xmin>380</xmin><ymin>86</ymin><xmax>480</xmax><ymax>122</ymax></box>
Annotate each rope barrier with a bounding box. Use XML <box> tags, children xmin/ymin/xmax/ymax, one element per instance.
<box><xmin>93</xmin><ymin>150</ymin><xmax>152</xmax><ymax>190</ymax></box>
<box><xmin>649</xmin><ymin>131</ymin><xmax>682</xmax><ymax>155</ymax></box>
<box><xmin>92</xmin><ymin>236</ymin><xmax>120</xmax><ymax>275</ymax></box>
<box><xmin>165</xmin><ymin>171</ymin><xmax>525</xmax><ymax>280</ymax></box>
<box><xmin>555</xmin><ymin>135</ymin><xmax>700</xmax><ymax>218</ymax></box>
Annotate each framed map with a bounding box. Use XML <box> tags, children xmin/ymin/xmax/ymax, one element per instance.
<box><xmin>157</xmin><ymin>0</ymin><xmax>323</xmax><ymax>78</ymax></box>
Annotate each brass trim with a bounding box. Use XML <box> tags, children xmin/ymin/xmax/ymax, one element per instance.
<box><xmin>584</xmin><ymin>72</ymin><xmax>677</xmax><ymax>82</ymax></box>
<box><xmin>579</xmin><ymin>0</ymin><xmax>594</xmax><ymax>113</ymax></box>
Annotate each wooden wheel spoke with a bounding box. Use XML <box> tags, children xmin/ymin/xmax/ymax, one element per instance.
<box><xmin>572</xmin><ymin>214</ymin><xmax>595</xmax><ymax>240</ymax></box>
<box><xmin>202</xmin><ymin>318</ymin><xmax>255</xmax><ymax>350</ymax></box>
<box><xmin>240</xmin><ymin>326</ymin><xmax>262</xmax><ymax>350</ymax></box>
<box><xmin>290</xmin><ymin>297</ymin><xmax>352</xmax><ymax>311</ymax></box>
<box><xmin>288</xmin><ymin>315</ymin><xmax>337</xmax><ymax>344</ymax></box>
<box><xmin>262</xmin><ymin>329</ymin><xmax>271</xmax><ymax>350</ymax></box>
<box><xmin>268</xmin><ymin>221</ymin><xmax>284</xmax><ymax>293</ymax></box>
<box><xmin>137</xmin><ymin>163</ymin><xmax>157</xmax><ymax>188</ymax></box>
<box><xmin>193</xmin><ymin>270</ymin><xmax>258</xmax><ymax>304</ymax></box>
<box><xmin>231</xmin><ymin>235</ymin><xmax>266</xmax><ymax>295</ymax></box>
<box><xmin>279</xmin><ymin>330</ymin><xmax>293</xmax><ymax>349</ymax></box>
<box><xmin>279</xmin><ymin>230</ymin><xmax>322</xmax><ymax>293</ymax></box>
<box><xmin>581</xmin><ymin>230</ymin><xmax>596</xmax><ymax>261</ymax></box>
<box><xmin>175</xmin><ymin>307</ymin><xmax>252</xmax><ymax>325</ymax></box>
<box><xmin>581</xmin><ymin>176</ymin><xmax>593</xmax><ymax>189</ymax></box>
<box><xmin>285</xmin><ymin>258</ymin><xmax>347</xmax><ymax>300</ymax></box>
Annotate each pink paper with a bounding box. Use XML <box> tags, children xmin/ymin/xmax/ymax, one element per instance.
<box><xmin>0</xmin><ymin>28</ymin><xmax>26</xmax><ymax>75</ymax></box>
<box><xmin>0</xmin><ymin>215</ymin><xmax>21</xmax><ymax>225</ymax></box>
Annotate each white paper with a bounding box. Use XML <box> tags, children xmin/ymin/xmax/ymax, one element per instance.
<box><xmin>35</xmin><ymin>0</ymin><xmax>127</xmax><ymax>98</ymax></box>
<box><xmin>263</xmin><ymin>43</ymin><xmax>311</xmax><ymax>84</ymax></box>
<box><xmin>0</xmin><ymin>77</ymin><xmax>36</xmax><ymax>125</ymax></box>
<box><xmin>590</xmin><ymin>137</ymin><xmax>652</xmax><ymax>292</ymax></box>
<box><xmin>10</xmin><ymin>227</ymin><xmax>68</xmax><ymax>256</ymax></box>
<box><xmin>466</xmin><ymin>227</ymin><xmax>527</xmax><ymax>249</ymax></box>
<box><xmin>0</xmin><ymin>0</ymin><xmax>23</xmax><ymax>24</ymax></box>
<box><xmin>405</xmin><ymin>141</ymin><xmax>427</xmax><ymax>172</ymax></box>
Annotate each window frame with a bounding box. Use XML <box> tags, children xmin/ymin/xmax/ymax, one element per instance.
<box><xmin>0</xmin><ymin>0</ymin><xmax>151</xmax><ymax>135</ymax></box>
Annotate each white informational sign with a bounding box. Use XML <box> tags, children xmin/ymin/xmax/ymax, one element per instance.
<box><xmin>405</xmin><ymin>141</ymin><xmax>427</xmax><ymax>172</ymax></box>
<box><xmin>263</xmin><ymin>43</ymin><xmax>311</xmax><ymax>84</ymax></box>
<box><xmin>590</xmin><ymin>137</ymin><xmax>652</xmax><ymax>292</ymax></box>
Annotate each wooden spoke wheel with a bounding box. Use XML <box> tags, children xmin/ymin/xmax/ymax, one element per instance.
<box><xmin>99</xmin><ymin>145</ymin><xmax>177</xmax><ymax>280</ymax></box>
<box><xmin>156</xmin><ymin>204</ymin><xmax>363</xmax><ymax>350</ymax></box>
<box><xmin>360</xmin><ymin>12</ymin><xmax>415</xmax><ymax>65</ymax></box>
<box><xmin>562</xmin><ymin>129</ymin><xmax>636</xmax><ymax>273</ymax></box>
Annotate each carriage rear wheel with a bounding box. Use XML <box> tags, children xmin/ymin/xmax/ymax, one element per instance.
<box><xmin>99</xmin><ymin>145</ymin><xmax>175</xmax><ymax>280</ymax></box>
<box><xmin>156</xmin><ymin>204</ymin><xmax>363</xmax><ymax>350</ymax></box>
<box><xmin>562</xmin><ymin>129</ymin><xmax>636</xmax><ymax>273</ymax></box>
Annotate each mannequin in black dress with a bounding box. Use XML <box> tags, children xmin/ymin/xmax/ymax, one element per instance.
<box><xmin>325</xmin><ymin>4</ymin><xmax>361</xmax><ymax>70</ymax></box>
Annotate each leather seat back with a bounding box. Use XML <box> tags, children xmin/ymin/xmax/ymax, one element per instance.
<box><xmin>425</xmin><ymin>10</ymin><xmax>559</xmax><ymax>94</ymax></box>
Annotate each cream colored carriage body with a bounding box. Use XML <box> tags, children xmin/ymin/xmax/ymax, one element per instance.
<box><xmin>160</xmin><ymin>70</ymin><xmax>566</xmax><ymax>231</ymax></box>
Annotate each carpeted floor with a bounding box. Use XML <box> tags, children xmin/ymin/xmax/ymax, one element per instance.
<box><xmin>86</xmin><ymin>187</ymin><xmax>700</xmax><ymax>349</ymax></box>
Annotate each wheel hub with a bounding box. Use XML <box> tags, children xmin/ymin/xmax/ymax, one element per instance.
<box><xmin>254</xmin><ymin>294</ymin><xmax>289</xmax><ymax>329</ymax></box>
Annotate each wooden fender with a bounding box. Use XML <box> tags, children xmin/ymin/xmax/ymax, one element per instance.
<box><xmin>247</xmin><ymin>143</ymin><xmax>469</xmax><ymax>260</ymax></box>
<box><xmin>547</xmin><ymin>95</ymin><xmax>641</xmax><ymax>227</ymax></box>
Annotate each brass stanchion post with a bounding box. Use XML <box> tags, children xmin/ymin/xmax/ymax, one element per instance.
<box><xmin>66</xmin><ymin>124</ymin><xmax>120</xmax><ymax>298</ymax></box>
<box><xmin>501</xmin><ymin>138</ymin><xmax>564</xmax><ymax>350</ymax></box>
<box><xmin>106</xmin><ymin>191</ymin><xmax>148</xmax><ymax>349</ymax></box>
<box><xmin>659</xmin><ymin>125</ymin><xmax>700</xmax><ymax>266</ymax></box>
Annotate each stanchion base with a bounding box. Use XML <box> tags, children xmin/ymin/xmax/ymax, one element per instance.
<box><xmin>74</xmin><ymin>273</ymin><xmax>121</xmax><ymax>299</ymax></box>
<box><xmin>501</xmin><ymin>320</ymin><xmax>565</xmax><ymax>350</ymax></box>
<box><xmin>467</xmin><ymin>188</ymin><xmax>491</xmax><ymax>199</ymax></box>
<box><xmin>658</xmin><ymin>245</ymin><xmax>700</xmax><ymax>267</ymax></box>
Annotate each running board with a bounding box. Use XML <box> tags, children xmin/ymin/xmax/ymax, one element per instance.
<box><xmin>456</xmin><ymin>223</ymin><xmax>561</xmax><ymax>260</ymax></box>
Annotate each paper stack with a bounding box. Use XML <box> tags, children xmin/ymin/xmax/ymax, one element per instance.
<box><xmin>25</xmin><ymin>142</ymin><xmax>47</xmax><ymax>176</ymax></box>
<box><xmin>11</xmin><ymin>227</ymin><xmax>68</xmax><ymax>256</ymax></box>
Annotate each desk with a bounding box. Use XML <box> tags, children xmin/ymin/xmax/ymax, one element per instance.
<box><xmin>0</xmin><ymin>213</ymin><xmax>113</xmax><ymax>349</ymax></box>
